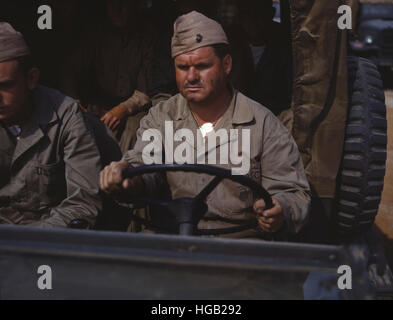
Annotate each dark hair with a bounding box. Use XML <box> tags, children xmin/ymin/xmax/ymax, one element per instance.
<box><xmin>212</xmin><ymin>43</ymin><xmax>230</xmax><ymax>60</ymax></box>
<box><xmin>16</xmin><ymin>55</ymin><xmax>36</xmax><ymax>74</ymax></box>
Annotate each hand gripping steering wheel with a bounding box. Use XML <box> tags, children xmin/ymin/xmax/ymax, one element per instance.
<box><xmin>122</xmin><ymin>164</ymin><xmax>274</xmax><ymax>236</ymax></box>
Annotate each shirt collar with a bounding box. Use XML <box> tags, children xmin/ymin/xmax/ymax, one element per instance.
<box><xmin>172</xmin><ymin>87</ymin><xmax>255</xmax><ymax>125</ymax></box>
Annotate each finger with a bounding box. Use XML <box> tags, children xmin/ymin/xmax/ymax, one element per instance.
<box><xmin>111</xmin><ymin>120</ymin><xmax>120</xmax><ymax>130</ymax></box>
<box><xmin>262</xmin><ymin>207</ymin><xmax>281</xmax><ymax>218</ymax></box>
<box><xmin>102</xmin><ymin>117</ymin><xmax>111</xmax><ymax>127</ymax></box>
<box><xmin>258</xmin><ymin>219</ymin><xmax>272</xmax><ymax>232</ymax></box>
<box><xmin>259</xmin><ymin>216</ymin><xmax>275</xmax><ymax>225</ymax></box>
<box><xmin>110</xmin><ymin>164</ymin><xmax>124</xmax><ymax>186</ymax></box>
<box><xmin>262</xmin><ymin>199</ymin><xmax>282</xmax><ymax>218</ymax></box>
<box><xmin>100</xmin><ymin>168</ymin><xmax>109</xmax><ymax>192</ymax></box>
<box><xmin>122</xmin><ymin>178</ymin><xmax>134</xmax><ymax>190</ymax></box>
<box><xmin>102</xmin><ymin>165</ymin><xmax>115</xmax><ymax>193</ymax></box>
<box><xmin>253</xmin><ymin>199</ymin><xmax>266</xmax><ymax>215</ymax></box>
<box><xmin>101</xmin><ymin>167</ymin><xmax>110</xmax><ymax>193</ymax></box>
<box><xmin>108</xmin><ymin>117</ymin><xmax>118</xmax><ymax>129</ymax></box>
<box><xmin>99</xmin><ymin>170</ymin><xmax>105</xmax><ymax>191</ymax></box>
<box><xmin>104</xmin><ymin>166</ymin><xmax>113</xmax><ymax>193</ymax></box>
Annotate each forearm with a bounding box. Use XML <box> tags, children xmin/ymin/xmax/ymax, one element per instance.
<box><xmin>273</xmin><ymin>191</ymin><xmax>311</xmax><ymax>235</ymax></box>
<box><xmin>33</xmin><ymin>194</ymin><xmax>101</xmax><ymax>228</ymax></box>
<box><xmin>121</xmin><ymin>90</ymin><xmax>151</xmax><ymax>115</ymax></box>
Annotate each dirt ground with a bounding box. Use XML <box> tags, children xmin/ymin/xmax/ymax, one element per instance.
<box><xmin>375</xmin><ymin>90</ymin><xmax>393</xmax><ymax>267</ymax></box>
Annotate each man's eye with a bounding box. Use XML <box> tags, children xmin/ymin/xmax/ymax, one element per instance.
<box><xmin>176</xmin><ymin>65</ymin><xmax>188</xmax><ymax>71</ymax></box>
<box><xmin>196</xmin><ymin>64</ymin><xmax>210</xmax><ymax>70</ymax></box>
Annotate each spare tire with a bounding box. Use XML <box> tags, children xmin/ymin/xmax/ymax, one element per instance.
<box><xmin>336</xmin><ymin>56</ymin><xmax>387</xmax><ymax>236</ymax></box>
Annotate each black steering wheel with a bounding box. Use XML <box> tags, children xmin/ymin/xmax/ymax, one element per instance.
<box><xmin>122</xmin><ymin>164</ymin><xmax>273</xmax><ymax>236</ymax></box>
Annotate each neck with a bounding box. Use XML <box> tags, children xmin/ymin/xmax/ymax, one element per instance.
<box><xmin>189</xmin><ymin>85</ymin><xmax>233</xmax><ymax>125</ymax></box>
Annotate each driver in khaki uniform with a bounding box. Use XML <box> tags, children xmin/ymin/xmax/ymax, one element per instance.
<box><xmin>100</xmin><ymin>11</ymin><xmax>311</xmax><ymax>239</ymax></box>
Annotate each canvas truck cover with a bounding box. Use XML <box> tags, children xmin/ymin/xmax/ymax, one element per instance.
<box><xmin>282</xmin><ymin>0</ymin><xmax>350</xmax><ymax>198</ymax></box>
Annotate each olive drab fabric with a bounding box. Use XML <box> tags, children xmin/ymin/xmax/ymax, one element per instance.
<box><xmin>0</xmin><ymin>86</ymin><xmax>102</xmax><ymax>227</ymax></box>
<box><xmin>124</xmin><ymin>91</ymin><xmax>311</xmax><ymax>239</ymax></box>
<box><xmin>282</xmin><ymin>0</ymin><xmax>349</xmax><ymax>198</ymax></box>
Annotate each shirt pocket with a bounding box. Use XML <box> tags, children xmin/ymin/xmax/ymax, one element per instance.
<box><xmin>29</xmin><ymin>161</ymin><xmax>66</xmax><ymax>208</ymax></box>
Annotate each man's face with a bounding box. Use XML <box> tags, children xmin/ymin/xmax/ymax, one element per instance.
<box><xmin>175</xmin><ymin>46</ymin><xmax>232</xmax><ymax>105</ymax></box>
<box><xmin>0</xmin><ymin>60</ymin><xmax>31</xmax><ymax>124</ymax></box>
<box><xmin>107</xmin><ymin>0</ymin><xmax>134</xmax><ymax>29</ymax></box>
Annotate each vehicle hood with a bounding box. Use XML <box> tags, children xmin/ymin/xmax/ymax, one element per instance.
<box><xmin>359</xmin><ymin>19</ymin><xmax>393</xmax><ymax>34</ymax></box>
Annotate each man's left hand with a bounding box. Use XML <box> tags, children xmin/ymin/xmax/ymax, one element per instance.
<box><xmin>101</xmin><ymin>104</ymin><xmax>129</xmax><ymax>131</ymax></box>
<box><xmin>253</xmin><ymin>198</ymin><xmax>285</xmax><ymax>233</ymax></box>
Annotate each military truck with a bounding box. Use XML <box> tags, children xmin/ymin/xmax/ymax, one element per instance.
<box><xmin>350</xmin><ymin>0</ymin><xmax>393</xmax><ymax>71</ymax></box>
<box><xmin>0</xmin><ymin>0</ymin><xmax>392</xmax><ymax>300</ymax></box>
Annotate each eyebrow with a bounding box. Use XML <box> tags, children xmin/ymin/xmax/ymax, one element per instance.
<box><xmin>175</xmin><ymin>61</ymin><xmax>212</xmax><ymax>68</ymax></box>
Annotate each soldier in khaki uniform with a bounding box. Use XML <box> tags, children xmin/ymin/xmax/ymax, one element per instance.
<box><xmin>0</xmin><ymin>23</ymin><xmax>102</xmax><ymax>228</ymax></box>
<box><xmin>61</xmin><ymin>0</ymin><xmax>154</xmax><ymax>153</ymax></box>
<box><xmin>100</xmin><ymin>12</ymin><xmax>311</xmax><ymax>239</ymax></box>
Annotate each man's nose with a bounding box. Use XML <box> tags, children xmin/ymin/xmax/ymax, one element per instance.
<box><xmin>186</xmin><ymin>67</ymin><xmax>199</xmax><ymax>83</ymax></box>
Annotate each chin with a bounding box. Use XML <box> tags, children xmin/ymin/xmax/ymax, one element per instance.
<box><xmin>182</xmin><ymin>92</ymin><xmax>207</xmax><ymax>103</ymax></box>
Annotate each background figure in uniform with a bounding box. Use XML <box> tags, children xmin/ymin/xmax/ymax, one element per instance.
<box><xmin>61</xmin><ymin>0</ymin><xmax>154</xmax><ymax>153</ymax></box>
<box><xmin>0</xmin><ymin>23</ymin><xmax>102</xmax><ymax>228</ymax></box>
<box><xmin>228</xmin><ymin>0</ymin><xmax>292</xmax><ymax>116</ymax></box>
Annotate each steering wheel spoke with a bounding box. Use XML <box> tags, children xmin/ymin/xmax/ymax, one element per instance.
<box><xmin>194</xmin><ymin>176</ymin><xmax>223</xmax><ymax>202</ymax></box>
<box><xmin>122</xmin><ymin>164</ymin><xmax>273</xmax><ymax>236</ymax></box>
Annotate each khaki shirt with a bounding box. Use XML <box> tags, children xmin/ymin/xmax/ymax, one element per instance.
<box><xmin>124</xmin><ymin>91</ymin><xmax>310</xmax><ymax>239</ymax></box>
<box><xmin>0</xmin><ymin>86</ymin><xmax>102</xmax><ymax>227</ymax></box>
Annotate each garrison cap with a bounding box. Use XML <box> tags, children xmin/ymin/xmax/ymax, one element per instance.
<box><xmin>0</xmin><ymin>22</ymin><xmax>30</xmax><ymax>63</ymax></box>
<box><xmin>171</xmin><ymin>11</ymin><xmax>228</xmax><ymax>58</ymax></box>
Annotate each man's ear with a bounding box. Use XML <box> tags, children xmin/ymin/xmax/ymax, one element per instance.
<box><xmin>223</xmin><ymin>54</ymin><xmax>232</xmax><ymax>76</ymax></box>
<box><xmin>27</xmin><ymin>67</ymin><xmax>40</xmax><ymax>90</ymax></box>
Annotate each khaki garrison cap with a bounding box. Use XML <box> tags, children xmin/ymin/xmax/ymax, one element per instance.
<box><xmin>0</xmin><ymin>22</ymin><xmax>30</xmax><ymax>63</ymax></box>
<box><xmin>171</xmin><ymin>11</ymin><xmax>229</xmax><ymax>58</ymax></box>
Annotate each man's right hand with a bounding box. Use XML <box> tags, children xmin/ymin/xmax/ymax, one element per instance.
<box><xmin>100</xmin><ymin>104</ymin><xmax>129</xmax><ymax>131</ymax></box>
<box><xmin>99</xmin><ymin>160</ymin><xmax>143</xmax><ymax>195</ymax></box>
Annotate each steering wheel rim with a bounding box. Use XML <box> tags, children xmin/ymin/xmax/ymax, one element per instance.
<box><xmin>122</xmin><ymin>164</ymin><xmax>274</xmax><ymax>236</ymax></box>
